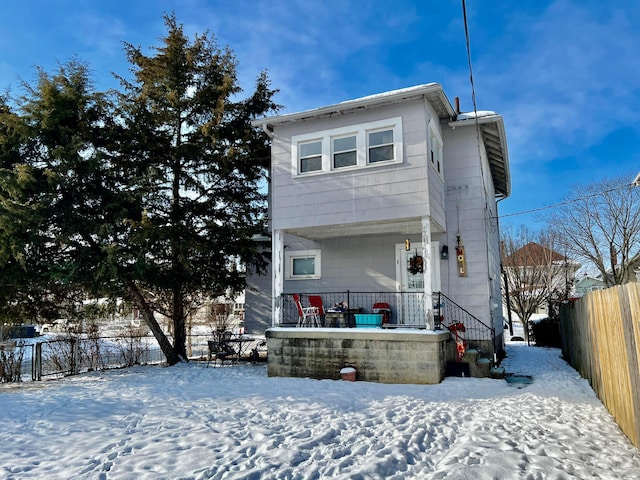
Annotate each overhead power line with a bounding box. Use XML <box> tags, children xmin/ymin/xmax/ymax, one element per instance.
<box><xmin>498</xmin><ymin>184</ymin><xmax>635</xmax><ymax>219</ymax></box>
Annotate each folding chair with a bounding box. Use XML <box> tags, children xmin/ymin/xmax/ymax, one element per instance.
<box><xmin>308</xmin><ymin>295</ymin><xmax>325</xmax><ymax>326</ymax></box>
<box><xmin>293</xmin><ymin>294</ymin><xmax>320</xmax><ymax>327</ymax></box>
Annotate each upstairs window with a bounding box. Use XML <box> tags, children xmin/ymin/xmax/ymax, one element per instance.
<box><xmin>368</xmin><ymin>129</ymin><xmax>394</xmax><ymax>163</ymax></box>
<box><xmin>429</xmin><ymin>121</ymin><xmax>444</xmax><ymax>177</ymax></box>
<box><xmin>299</xmin><ymin>140</ymin><xmax>322</xmax><ymax>173</ymax></box>
<box><xmin>291</xmin><ymin>117</ymin><xmax>402</xmax><ymax>176</ymax></box>
<box><xmin>332</xmin><ymin>135</ymin><xmax>357</xmax><ymax>168</ymax></box>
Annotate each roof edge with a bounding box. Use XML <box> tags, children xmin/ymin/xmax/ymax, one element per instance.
<box><xmin>252</xmin><ymin>83</ymin><xmax>456</xmax><ymax>127</ymax></box>
<box><xmin>449</xmin><ymin>113</ymin><xmax>512</xmax><ymax>199</ymax></box>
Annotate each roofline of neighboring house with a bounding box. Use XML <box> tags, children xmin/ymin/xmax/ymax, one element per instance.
<box><xmin>251</xmin><ymin>83</ymin><xmax>456</xmax><ymax>128</ymax></box>
<box><xmin>448</xmin><ymin>113</ymin><xmax>511</xmax><ymax>199</ymax></box>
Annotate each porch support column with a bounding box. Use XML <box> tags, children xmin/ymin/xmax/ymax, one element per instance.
<box><xmin>421</xmin><ymin>217</ymin><xmax>434</xmax><ymax>329</ymax></box>
<box><xmin>272</xmin><ymin>229</ymin><xmax>284</xmax><ymax>327</ymax></box>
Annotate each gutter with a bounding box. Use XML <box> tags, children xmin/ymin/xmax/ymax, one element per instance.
<box><xmin>261</xmin><ymin>123</ymin><xmax>274</xmax><ymax>138</ymax></box>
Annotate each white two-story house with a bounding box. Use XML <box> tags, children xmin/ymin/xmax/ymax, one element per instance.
<box><xmin>247</xmin><ymin>83</ymin><xmax>511</xmax><ymax>383</ymax></box>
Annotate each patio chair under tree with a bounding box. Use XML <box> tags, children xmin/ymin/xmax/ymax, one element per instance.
<box><xmin>207</xmin><ymin>336</ymin><xmax>237</xmax><ymax>367</ymax></box>
<box><xmin>293</xmin><ymin>294</ymin><xmax>320</xmax><ymax>327</ymax></box>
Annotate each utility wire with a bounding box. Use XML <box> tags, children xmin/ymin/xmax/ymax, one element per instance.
<box><xmin>462</xmin><ymin>0</ymin><xmax>477</xmax><ymax>115</ymax></box>
<box><xmin>497</xmin><ymin>184</ymin><xmax>634</xmax><ymax>219</ymax></box>
<box><xmin>461</xmin><ymin>0</ymin><xmax>490</xmax><ymax>208</ymax></box>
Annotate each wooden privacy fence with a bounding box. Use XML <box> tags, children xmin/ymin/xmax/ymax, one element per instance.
<box><xmin>560</xmin><ymin>283</ymin><xmax>640</xmax><ymax>449</ymax></box>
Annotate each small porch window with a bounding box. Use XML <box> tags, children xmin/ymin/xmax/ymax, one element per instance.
<box><xmin>285</xmin><ymin>249</ymin><xmax>321</xmax><ymax>280</ymax></box>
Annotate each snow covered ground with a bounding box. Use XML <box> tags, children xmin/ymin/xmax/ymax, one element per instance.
<box><xmin>1</xmin><ymin>342</ymin><xmax>640</xmax><ymax>479</ymax></box>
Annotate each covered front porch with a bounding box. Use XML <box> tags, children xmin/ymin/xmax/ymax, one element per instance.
<box><xmin>266</xmin><ymin>217</ymin><xmax>498</xmax><ymax>383</ymax></box>
<box><xmin>272</xmin><ymin>216</ymin><xmax>444</xmax><ymax>328</ymax></box>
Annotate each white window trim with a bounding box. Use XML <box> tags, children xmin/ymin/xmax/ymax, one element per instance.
<box><xmin>285</xmin><ymin>249</ymin><xmax>321</xmax><ymax>280</ymax></box>
<box><xmin>291</xmin><ymin>117</ymin><xmax>403</xmax><ymax>176</ymax></box>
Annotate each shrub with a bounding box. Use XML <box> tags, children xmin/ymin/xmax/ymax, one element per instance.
<box><xmin>0</xmin><ymin>342</ymin><xmax>24</xmax><ymax>382</ymax></box>
<box><xmin>531</xmin><ymin>318</ymin><xmax>561</xmax><ymax>347</ymax></box>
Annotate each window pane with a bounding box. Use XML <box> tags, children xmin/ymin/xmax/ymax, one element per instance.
<box><xmin>334</xmin><ymin>151</ymin><xmax>357</xmax><ymax>168</ymax></box>
<box><xmin>300</xmin><ymin>141</ymin><xmax>322</xmax><ymax>157</ymax></box>
<box><xmin>300</xmin><ymin>156</ymin><xmax>322</xmax><ymax>172</ymax></box>
<box><xmin>368</xmin><ymin>129</ymin><xmax>393</xmax><ymax>146</ymax></box>
<box><xmin>292</xmin><ymin>257</ymin><xmax>315</xmax><ymax>276</ymax></box>
<box><xmin>369</xmin><ymin>145</ymin><xmax>394</xmax><ymax>163</ymax></box>
<box><xmin>333</xmin><ymin>136</ymin><xmax>356</xmax><ymax>152</ymax></box>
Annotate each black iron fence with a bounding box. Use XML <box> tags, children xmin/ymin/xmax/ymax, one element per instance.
<box><xmin>0</xmin><ymin>333</ymin><xmax>263</xmax><ymax>384</ymax></box>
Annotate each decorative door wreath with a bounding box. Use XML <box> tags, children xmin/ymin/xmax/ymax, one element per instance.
<box><xmin>408</xmin><ymin>251</ymin><xmax>424</xmax><ymax>274</ymax></box>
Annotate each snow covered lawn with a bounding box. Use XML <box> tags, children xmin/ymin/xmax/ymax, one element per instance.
<box><xmin>1</xmin><ymin>343</ymin><xmax>639</xmax><ymax>479</ymax></box>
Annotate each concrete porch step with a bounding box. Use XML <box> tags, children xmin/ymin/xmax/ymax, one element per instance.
<box><xmin>447</xmin><ymin>348</ymin><xmax>494</xmax><ymax>378</ymax></box>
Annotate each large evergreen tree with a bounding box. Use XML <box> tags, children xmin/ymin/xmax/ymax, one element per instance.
<box><xmin>109</xmin><ymin>14</ymin><xmax>278</xmax><ymax>363</ymax></box>
<box><xmin>0</xmin><ymin>15</ymin><xmax>278</xmax><ymax>363</ymax></box>
<box><xmin>0</xmin><ymin>60</ymin><xmax>118</xmax><ymax>326</ymax></box>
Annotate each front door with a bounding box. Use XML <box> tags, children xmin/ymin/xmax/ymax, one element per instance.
<box><xmin>395</xmin><ymin>242</ymin><xmax>440</xmax><ymax>325</ymax></box>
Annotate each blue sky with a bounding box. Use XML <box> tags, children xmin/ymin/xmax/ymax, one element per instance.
<box><xmin>2</xmin><ymin>0</ymin><xmax>639</xmax><ymax>229</ymax></box>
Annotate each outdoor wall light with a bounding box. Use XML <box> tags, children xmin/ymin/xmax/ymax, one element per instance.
<box><xmin>441</xmin><ymin>245</ymin><xmax>449</xmax><ymax>260</ymax></box>
<box><xmin>405</xmin><ymin>239</ymin><xmax>411</xmax><ymax>251</ymax></box>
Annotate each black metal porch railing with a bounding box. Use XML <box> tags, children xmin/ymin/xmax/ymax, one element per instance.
<box><xmin>280</xmin><ymin>291</ymin><xmax>496</xmax><ymax>352</ymax></box>
<box><xmin>281</xmin><ymin>291</ymin><xmax>428</xmax><ymax>328</ymax></box>
<box><xmin>432</xmin><ymin>291</ymin><xmax>496</xmax><ymax>357</ymax></box>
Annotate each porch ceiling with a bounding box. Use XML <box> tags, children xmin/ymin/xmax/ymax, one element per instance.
<box><xmin>283</xmin><ymin>217</ymin><xmax>444</xmax><ymax>240</ymax></box>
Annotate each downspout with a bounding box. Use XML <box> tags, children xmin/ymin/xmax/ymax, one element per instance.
<box><xmin>260</xmin><ymin>122</ymin><xmax>279</xmax><ymax>327</ymax></box>
<box><xmin>261</xmin><ymin>123</ymin><xmax>274</xmax><ymax>138</ymax></box>
<box><xmin>496</xmin><ymin>196</ymin><xmax>511</xmax><ymax>354</ymax></box>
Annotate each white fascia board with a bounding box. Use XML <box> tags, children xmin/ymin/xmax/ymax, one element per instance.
<box><xmin>252</xmin><ymin>83</ymin><xmax>454</xmax><ymax>127</ymax></box>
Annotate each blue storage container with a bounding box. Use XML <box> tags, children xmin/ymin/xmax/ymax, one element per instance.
<box><xmin>355</xmin><ymin>313</ymin><xmax>383</xmax><ymax>328</ymax></box>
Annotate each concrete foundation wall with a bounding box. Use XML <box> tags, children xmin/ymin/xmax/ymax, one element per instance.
<box><xmin>266</xmin><ymin>328</ymin><xmax>451</xmax><ymax>384</ymax></box>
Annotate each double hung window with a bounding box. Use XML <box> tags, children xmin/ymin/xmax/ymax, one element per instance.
<box><xmin>299</xmin><ymin>140</ymin><xmax>322</xmax><ymax>173</ymax></box>
<box><xmin>368</xmin><ymin>129</ymin><xmax>394</xmax><ymax>163</ymax></box>
<box><xmin>292</xmin><ymin>117</ymin><xmax>402</xmax><ymax>176</ymax></box>
<box><xmin>429</xmin><ymin>121</ymin><xmax>443</xmax><ymax>176</ymax></box>
<box><xmin>332</xmin><ymin>135</ymin><xmax>357</xmax><ymax>169</ymax></box>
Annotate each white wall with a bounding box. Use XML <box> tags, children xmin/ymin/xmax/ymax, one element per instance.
<box><xmin>441</xmin><ymin>122</ymin><xmax>504</xmax><ymax>331</ymax></box>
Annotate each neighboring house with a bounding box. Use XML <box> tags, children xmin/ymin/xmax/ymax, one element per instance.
<box><xmin>606</xmin><ymin>251</ymin><xmax>640</xmax><ymax>286</ymax></box>
<box><xmin>572</xmin><ymin>275</ymin><xmax>606</xmax><ymax>298</ymax></box>
<box><xmin>502</xmin><ymin>242</ymin><xmax>580</xmax><ymax>318</ymax></box>
<box><xmin>247</xmin><ymin>83</ymin><xmax>511</xmax><ymax>383</ymax></box>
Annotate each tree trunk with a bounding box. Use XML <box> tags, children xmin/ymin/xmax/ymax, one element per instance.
<box><xmin>172</xmin><ymin>287</ymin><xmax>187</xmax><ymax>361</ymax></box>
<box><xmin>127</xmin><ymin>280</ymin><xmax>181</xmax><ymax>365</ymax></box>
